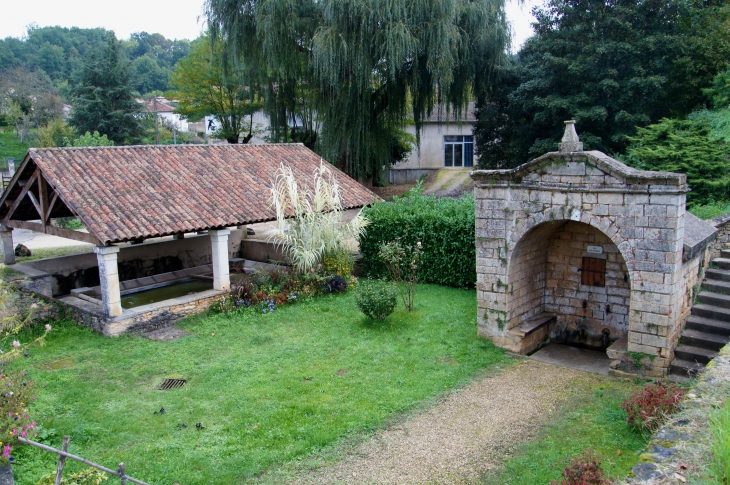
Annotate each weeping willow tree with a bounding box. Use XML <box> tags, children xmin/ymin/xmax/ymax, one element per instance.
<box><xmin>205</xmin><ymin>0</ymin><xmax>510</xmax><ymax>181</ymax></box>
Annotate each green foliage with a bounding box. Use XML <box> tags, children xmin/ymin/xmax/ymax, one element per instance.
<box><xmin>206</xmin><ymin>0</ymin><xmax>509</xmax><ymax>179</ymax></box>
<box><xmin>0</xmin><ymin>26</ymin><xmax>191</xmax><ymax>96</ymax></box>
<box><xmin>0</xmin><ymin>130</ymin><xmax>29</xmax><ymax>162</ymax></box>
<box><xmin>623</xmin><ymin>117</ymin><xmax>730</xmax><ymax>207</ymax></box>
<box><xmin>269</xmin><ymin>161</ymin><xmax>369</xmax><ymax>272</ymax></box>
<box><xmin>704</xmin><ymin>64</ymin><xmax>730</xmax><ymax>109</ymax></box>
<box><xmin>69</xmin><ymin>36</ymin><xmax>144</xmax><ymax>145</ymax></box>
<box><xmin>169</xmin><ymin>37</ymin><xmax>262</xmax><ymax>144</ymax></box>
<box><xmin>690</xmin><ymin>200</ymin><xmax>730</xmax><ymax>220</ymax></box>
<box><xmin>475</xmin><ymin>0</ymin><xmax>730</xmax><ymax>167</ymax></box>
<box><xmin>65</xmin><ymin>131</ymin><xmax>114</xmax><ymax>147</ymax></box>
<box><xmin>360</xmin><ymin>192</ymin><xmax>475</xmax><ymax>288</ymax></box>
<box><xmin>35</xmin><ymin>468</ymin><xmax>108</xmax><ymax>485</ymax></box>
<box><xmin>35</xmin><ymin>119</ymin><xmax>74</xmax><ymax>148</ymax></box>
<box><xmin>709</xmin><ymin>402</ymin><xmax>730</xmax><ymax>485</ymax></box>
<box><xmin>9</xmin><ymin>286</ymin><xmax>504</xmax><ymax>484</ymax></box>
<box><xmin>355</xmin><ymin>279</ymin><xmax>398</xmax><ymax>321</ymax></box>
<box><xmin>54</xmin><ymin>218</ymin><xmax>85</xmax><ymax>230</ymax></box>
<box><xmin>322</xmin><ymin>248</ymin><xmax>355</xmax><ymax>281</ymax></box>
<box><xmin>379</xmin><ymin>239</ymin><xmax>422</xmax><ymax>311</ymax></box>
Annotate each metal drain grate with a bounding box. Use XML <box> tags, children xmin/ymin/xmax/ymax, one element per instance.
<box><xmin>158</xmin><ymin>378</ymin><xmax>187</xmax><ymax>390</ymax></box>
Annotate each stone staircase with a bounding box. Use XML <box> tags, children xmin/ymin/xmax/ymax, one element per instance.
<box><xmin>670</xmin><ymin>249</ymin><xmax>730</xmax><ymax>382</ymax></box>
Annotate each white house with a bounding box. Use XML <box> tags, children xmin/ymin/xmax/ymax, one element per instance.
<box><xmin>142</xmin><ymin>97</ymin><xmax>189</xmax><ymax>132</ymax></box>
<box><xmin>390</xmin><ymin>103</ymin><xmax>478</xmax><ymax>184</ymax></box>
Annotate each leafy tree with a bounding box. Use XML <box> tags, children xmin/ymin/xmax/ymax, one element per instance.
<box><xmin>475</xmin><ymin>0</ymin><xmax>730</xmax><ymax>168</ymax></box>
<box><xmin>0</xmin><ymin>68</ymin><xmax>63</xmax><ymax>141</ymax></box>
<box><xmin>65</xmin><ymin>131</ymin><xmax>115</xmax><ymax>147</ymax></box>
<box><xmin>704</xmin><ymin>64</ymin><xmax>730</xmax><ymax>109</ymax></box>
<box><xmin>205</xmin><ymin>0</ymin><xmax>510</xmax><ymax>180</ymax></box>
<box><xmin>69</xmin><ymin>35</ymin><xmax>144</xmax><ymax>145</ymax></box>
<box><xmin>623</xmin><ymin>117</ymin><xmax>730</xmax><ymax>207</ymax></box>
<box><xmin>170</xmin><ymin>38</ymin><xmax>262</xmax><ymax>144</ymax></box>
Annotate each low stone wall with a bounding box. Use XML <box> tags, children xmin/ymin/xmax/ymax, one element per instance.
<box><xmin>620</xmin><ymin>343</ymin><xmax>730</xmax><ymax>484</ymax></box>
<box><xmin>710</xmin><ymin>211</ymin><xmax>730</xmax><ymax>258</ymax></box>
<box><xmin>59</xmin><ymin>289</ymin><xmax>224</xmax><ymax>336</ymax></box>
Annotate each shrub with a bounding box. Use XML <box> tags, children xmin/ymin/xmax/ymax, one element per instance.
<box><xmin>355</xmin><ymin>280</ymin><xmax>398</xmax><ymax>321</ymax></box>
<box><xmin>379</xmin><ymin>239</ymin><xmax>422</xmax><ymax>311</ymax></box>
<box><xmin>36</xmin><ymin>467</ymin><xmax>108</xmax><ymax>484</ymax></box>
<box><xmin>621</xmin><ymin>382</ymin><xmax>685</xmax><ymax>433</ymax></box>
<box><xmin>325</xmin><ymin>275</ymin><xmax>348</xmax><ymax>293</ymax></box>
<box><xmin>322</xmin><ymin>248</ymin><xmax>355</xmax><ymax>280</ymax></box>
<box><xmin>360</xmin><ymin>191</ymin><xmax>475</xmax><ymax>288</ymax></box>
<box><xmin>269</xmin><ymin>161</ymin><xmax>368</xmax><ymax>272</ymax></box>
<box><xmin>551</xmin><ymin>450</ymin><xmax>610</xmax><ymax>485</ymax></box>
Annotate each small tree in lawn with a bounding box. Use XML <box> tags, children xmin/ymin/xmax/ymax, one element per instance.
<box><xmin>379</xmin><ymin>239</ymin><xmax>422</xmax><ymax>311</ymax></box>
<box><xmin>269</xmin><ymin>161</ymin><xmax>369</xmax><ymax>273</ymax></box>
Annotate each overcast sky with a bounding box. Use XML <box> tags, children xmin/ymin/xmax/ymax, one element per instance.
<box><xmin>1</xmin><ymin>0</ymin><xmax>538</xmax><ymax>50</ymax></box>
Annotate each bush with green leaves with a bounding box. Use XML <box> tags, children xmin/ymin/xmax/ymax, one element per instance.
<box><xmin>36</xmin><ymin>467</ymin><xmax>108</xmax><ymax>485</ymax></box>
<box><xmin>379</xmin><ymin>239</ymin><xmax>422</xmax><ymax>311</ymax></box>
<box><xmin>360</xmin><ymin>190</ymin><xmax>475</xmax><ymax>288</ymax></box>
<box><xmin>355</xmin><ymin>280</ymin><xmax>398</xmax><ymax>321</ymax></box>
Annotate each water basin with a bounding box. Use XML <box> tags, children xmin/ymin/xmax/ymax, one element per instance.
<box><xmin>120</xmin><ymin>279</ymin><xmax>213</xmax><ymax>309</ymax></box>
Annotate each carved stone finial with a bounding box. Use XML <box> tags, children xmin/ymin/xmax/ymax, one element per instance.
<box><xmin>559</xmin><ymin>120</ymin><xmax>583</xmax><ymax>153</ymax></box>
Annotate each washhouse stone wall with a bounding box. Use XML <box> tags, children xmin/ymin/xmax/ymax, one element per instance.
<box><xmin>470</xmin><ymin>121</ymin><xmax>699</xmax><ymax>377</ymax></box>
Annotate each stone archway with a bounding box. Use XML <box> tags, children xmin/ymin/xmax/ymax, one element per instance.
<box><xmin>506</xmin><ymin>219</ymin><xmax>631</xmax><ymax>352</ymax></box>
<box><xmin>471</xmin><ymin>121</ymin><xmax>692</xmax><ymax>377</ymax></box>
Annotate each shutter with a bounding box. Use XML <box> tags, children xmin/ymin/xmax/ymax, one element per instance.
<box><xmin>581</xmin><ymin>257</ymin><xmax>606</xmax><ymax>287</ymax></box>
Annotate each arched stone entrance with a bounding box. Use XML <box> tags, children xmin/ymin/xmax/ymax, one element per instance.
<box><xmin>470</xmin><ymin>121</ymin><xmax>703</xmax><ymax>378</ymax></box>
<box><xmin>507</xmin><ymin>219</ymin><xmax>631</xmax><ymax>351</ymax></box>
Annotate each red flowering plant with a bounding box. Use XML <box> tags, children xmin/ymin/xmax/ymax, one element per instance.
<box><xmin>621</xmin><ymin>382</ymin><xmax>685</xmax><ymax>434</ymax></box>
<box><xmin>551</xmin><ymin>450</ymin><xmax>611</xmax><ymax>485</ymax></box>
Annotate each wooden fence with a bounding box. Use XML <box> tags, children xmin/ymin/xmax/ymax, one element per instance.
<box><xmin>17</xmin><ymin>436</ymin><xmax>151</xmax><ymax>485</ymax></box>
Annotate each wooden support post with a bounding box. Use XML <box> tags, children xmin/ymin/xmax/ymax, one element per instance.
<box><xmin>39</xmin><ymin>175</ymin><xmax>49</xmax><ymax>231</ymax></box>
<box><xmin>54</xmin><ymin>436</ymin><xmax>70</xmax><ymax>485</ymax></box>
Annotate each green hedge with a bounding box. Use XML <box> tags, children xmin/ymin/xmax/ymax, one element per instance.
<box><xmin>360</xmin><ymin>193</ymin><xmax>476</xmax><ymax>288</ymax></box>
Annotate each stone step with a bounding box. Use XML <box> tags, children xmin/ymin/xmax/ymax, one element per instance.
<box><xmin>667</xmin><ymin>373</ymin><xmax>691</xmax><ymax>384</ymax></box>
<box><xmin>706</xmin><ymin>268</ymin><xmax>730</xmax><ymax>282</ymax></box>
<box><xmin>702</xmin><ymin>279</ymin><xmax>730</xmax><ymax>295</ymax></box>
<box><xmin>670</xmin><ymin>358</ymin><xmax>705</xmax><ymax>378</ymax></box>
<box><xmin>713</xmin><ymin>258</ymin><xmax>730</xmax><ymax>270</ymax></box>
<box><xmin>698</xmin><ymin>291</ymin><xmax>730</xmax><ymax>308</ymax></box>
<box><xmin>722</xmin><ymin>249</ymin><xmax>730</xmax><ymax>259</ymax></box>
<box><xmin>674</xmin><ymin>344</ymin><xmax>716</xmax><ymax>365</ymax></box>
<box><xmin>692</xmin><ymin>303</ymin><xmax>730</xmax><ymax>323</ymax></box>
<box><xmin>680</xmin><ymin>329</ymin><xmax>730</xmax><ymax>351</ymax></box>
<box><xmin>685</xmin><ymin>315</ymin><xmax>730</xmax><ymax>336</ymax></box>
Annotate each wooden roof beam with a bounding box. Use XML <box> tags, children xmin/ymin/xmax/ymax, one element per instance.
<box><xmin>5</xmin><ymin>220</ymin><xmax>100</xmax><ymax>245</ymax></box>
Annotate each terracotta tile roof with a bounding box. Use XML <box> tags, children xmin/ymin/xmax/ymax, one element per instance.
<box><xmin>8</xmin><ymin>144</ymin><xmax>378</xmax><ymax>245</ymax></box>
<box><xmin>142</xmin><ymin>98</ymin><xmax>176</xmax><ymax>113</ymax></box>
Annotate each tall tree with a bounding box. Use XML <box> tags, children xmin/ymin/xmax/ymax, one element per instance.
<box><xmin>205</xmin><ymin>0</ymin><xmax>510</xmax><ymax>181</ymax></box>
<box><xmin>170</xmin><ymin>38</ymin><xmax>263</xmax><ymax>144</ymax></box>
<box><xmin>69</xmin><ymin>35</ymin><xmax>144</xmax><ymax>145</ymax></box>
<box><xmin>474</xmin><ymin>0</ymin><xmax>730</xmax><ymax>168</ymax></box>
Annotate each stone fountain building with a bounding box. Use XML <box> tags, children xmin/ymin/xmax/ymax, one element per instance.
<box><xmin>470</xmin><ymin>121</ymin><xmax>719</xmax><ymax>378</ymax></box>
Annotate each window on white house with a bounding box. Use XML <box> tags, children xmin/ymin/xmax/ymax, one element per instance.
<box><xmin>444</xmin><ymin>135</ymin><xmax>474</xmax><ymax>167</ymax></box>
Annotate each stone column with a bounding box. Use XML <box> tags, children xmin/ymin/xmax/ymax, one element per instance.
<box><xmin>0</xmin><ymin>226</ymin><xmax>14</xmax><ymax>265</ymax></box>
<box><xmin>94</xmin><ymin>246</ymin><xmax>122</xmax><ymax>317</ymax></box>
<box><xmin>209</xmin><ymin>229</ymin><xmax>231</xmax><ymax>291</ymax></box>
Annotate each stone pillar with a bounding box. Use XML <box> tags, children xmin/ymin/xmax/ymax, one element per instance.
<box><xmin>209</xmin><ymin>229</ymin><xmax>231</xmax><ymax>291</ymax></box>
<box><xmin>0</xmin><ymin>226</ymin><xmax>14</xmax><ymax>265</ymax></box>
<box><xmin>94</xmin><ymin>246</ymin><xmax>122</xmax><ymax>317</ymax></box>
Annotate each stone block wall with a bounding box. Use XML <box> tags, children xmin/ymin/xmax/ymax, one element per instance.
<box><xmin>543</xmin><ymin>221</ymin><xmax>630</xmax><ymax>347</ymax></box>
<box><xmin>472</xmin><ymin>146</ymin><xmax>689</xmax><ymax>377</ymax></box>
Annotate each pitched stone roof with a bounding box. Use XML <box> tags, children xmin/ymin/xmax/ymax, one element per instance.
<box><xmin>2</xmin><ymin>144</ymin><xmax>377</xmax><ymax>245</ymax></box>
<box><xmin>142</xmin><ymin>98</ymin><xmax>176</xmax><ymax>113</ymax></box>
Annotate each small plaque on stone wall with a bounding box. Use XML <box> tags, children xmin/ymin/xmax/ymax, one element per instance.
<box><xmin>586</xmin><ymin>245</ymin><xmax>604</xmax><ymax>254</ymax></box>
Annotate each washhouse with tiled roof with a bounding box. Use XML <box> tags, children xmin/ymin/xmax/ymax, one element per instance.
<box><xmin>0</xmin><ymin>144</ymin><xmax>376</xmax><ymax>326</ymax></box>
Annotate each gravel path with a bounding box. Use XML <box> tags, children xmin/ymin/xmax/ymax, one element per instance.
<box><xmin>288</xmin><ymin>360</ymin><xmax>596</xmax><ymax>485</ymax></box>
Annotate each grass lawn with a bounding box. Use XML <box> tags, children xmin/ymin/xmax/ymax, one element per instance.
<box><xmin>10</xmin><ymin>284</ymin><xmax>507</xmax><ymax>485</ymax></box>
<box><xmin>481</xmin><ymin>379</ymin><xmax>647</xmax><ymax>485</ymax></box>
<box><xmin>15</xmin><ymin>245</ymin><xmax>93</xmax><ymax>263</ymax></box>
<box><xmin>0</xmin><ymin>130</ymin><xmax>29</xmax><ymax>163</ymax></box>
